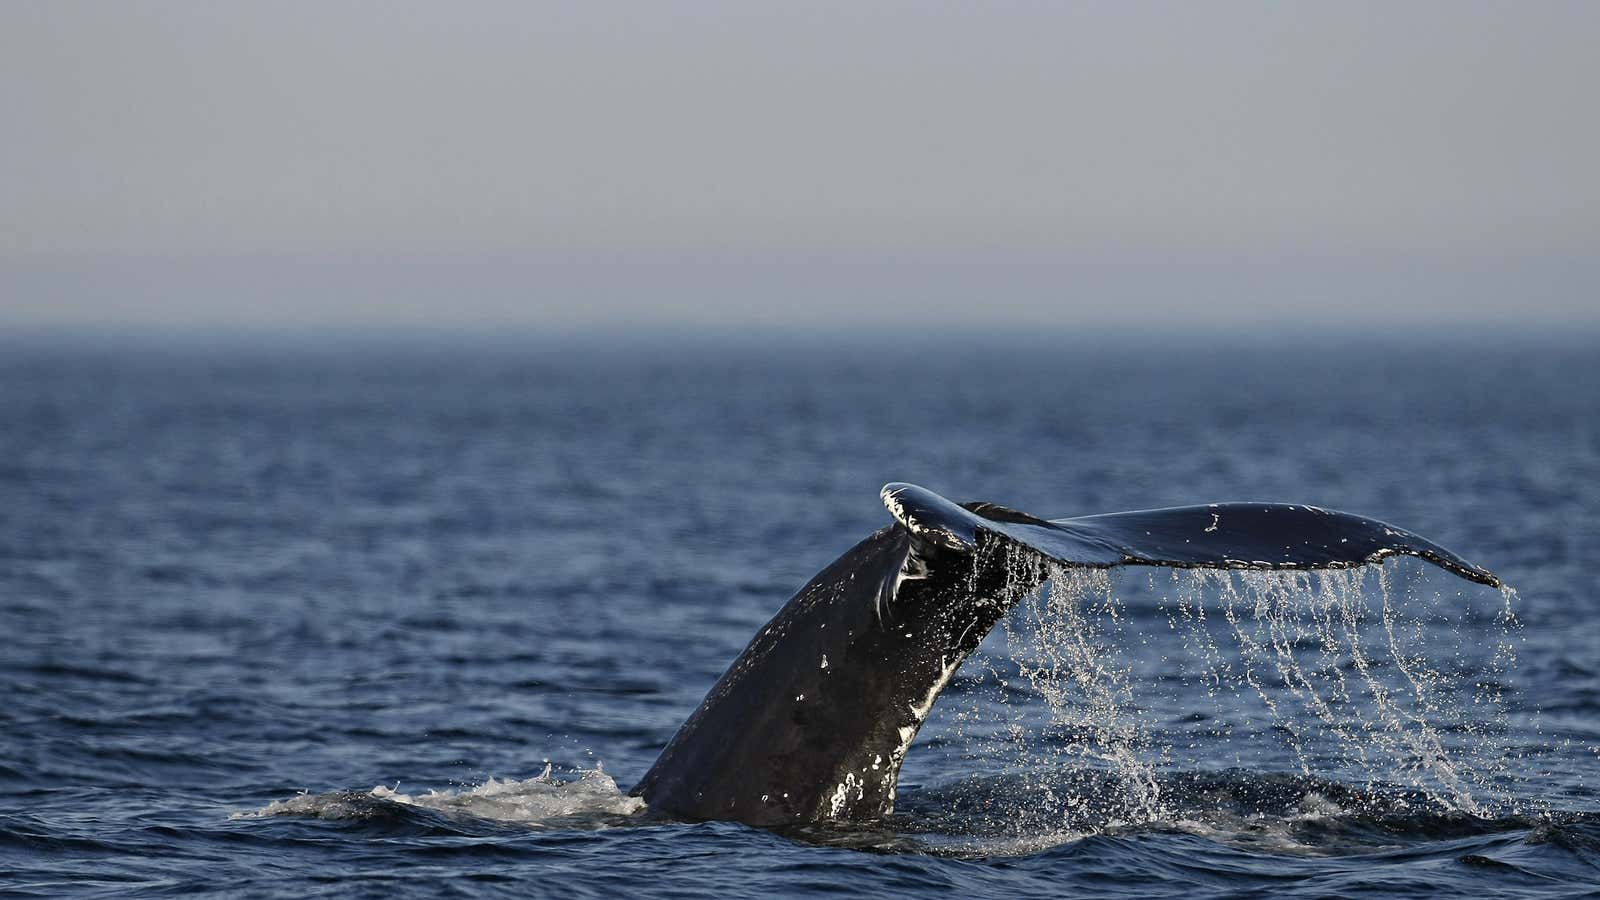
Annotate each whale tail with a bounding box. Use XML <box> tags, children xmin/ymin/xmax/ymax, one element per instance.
<box><xmin>633</xmin><ymin>483</ymin><xmax>1501</xmax><ymax>829</ymax></box>
<box><xmin>880</xmin><ymin>482</ymin><xmax>1500</xmax><ymax>588</ymax></box>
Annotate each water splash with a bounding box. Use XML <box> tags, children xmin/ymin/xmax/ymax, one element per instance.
<box><xmin>1003</xmin><ymin>561</ymin><xmax>1165</xmax><ymax>826</ymax></box>
<box><xmin>938</xmin><ymin>554</ymin><xmax>1524</xmax><ymax>837</ymax></box>
<box><xmin>239</xmin><ymin>762</ymin><xmax>646</xmax><ymax>827</ymax></box>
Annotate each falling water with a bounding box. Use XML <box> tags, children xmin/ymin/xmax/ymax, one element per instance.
<box><xmin>938</xmin><ymin>550</ymin><xmax>1524</xmax><ymax>839</ymax></box>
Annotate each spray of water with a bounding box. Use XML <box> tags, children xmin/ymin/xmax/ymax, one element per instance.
<box><xmin>939</xmin><ymin>551</ymin><xmax>1523</xmax><ymax>839</ymax></box>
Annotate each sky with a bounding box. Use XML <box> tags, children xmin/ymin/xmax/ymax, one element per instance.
<box><xmin>2</xmin><ymin>1</ymin><xmax>1596</xmax><ymax>331</ymax></box>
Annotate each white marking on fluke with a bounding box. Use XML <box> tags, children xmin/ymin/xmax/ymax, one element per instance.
<box><xmin>828</xmin><ymin>772</ymin><xmax>864</xmax><ymax>817</ymax></box>
<box><xmin>908</xmin><ymin>656</ymin><xmax>961</xmax><ymax>723</ymax></box>
<box><xmin>879</xmin><ymin>484</ymin><xmax>972</xmax><ymax>552</ymax></box>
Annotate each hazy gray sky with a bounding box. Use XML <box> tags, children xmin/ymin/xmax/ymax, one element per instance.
<box><xmin>2</xmin><ymin>1</ymin><xmax>1595</xmax><ymax>329</ymax></box>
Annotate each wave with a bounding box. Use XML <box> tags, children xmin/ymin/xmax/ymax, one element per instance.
<box><xmin>894</xmin><ymin>768</ymin><xmax>1600</xmax><ymax>859</ymax></box>
<box><xmin>238</xmin><ymin>759</ymin><xmax>1600</xmax><ymax>868</ymax></box>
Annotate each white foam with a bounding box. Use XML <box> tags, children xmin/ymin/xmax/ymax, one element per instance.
<box><xmin>237</xmin><ymin>762</ymin><xmax>646</xmax><ymax>826</ymax></box>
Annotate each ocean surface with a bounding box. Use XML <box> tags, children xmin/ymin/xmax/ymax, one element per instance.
<box><xmin>2</xmin><ymin>329</ymin><xmax>1597</xmax><ymax>897</ymax></box>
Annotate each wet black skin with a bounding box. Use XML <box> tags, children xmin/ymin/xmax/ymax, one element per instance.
<box><xmin>632</xmin><ymin>527</ymin><xmax>1041</xmax><ymax>827</ymax></box>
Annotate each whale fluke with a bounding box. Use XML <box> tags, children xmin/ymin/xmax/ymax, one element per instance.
<box><xmin>881</xmin><ymin>482</ymin><xmax>1500</xmax><ymax>588</ymax></box>
<box><xmin>632</xmin><ymin>483</ymin><xmax>1501</xmax><ymax>829</ymax></box>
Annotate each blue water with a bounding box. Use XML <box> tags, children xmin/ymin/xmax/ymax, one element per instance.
<box><xmin>3</xmin><ymin>330</ymin><xmax>1597</xmax><ymax>897</ymax></box>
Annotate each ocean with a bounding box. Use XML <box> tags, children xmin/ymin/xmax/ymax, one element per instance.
<box><xmin>2</xmin><ymin>329</ymin><xmax>1597</xmax><ymax>897</ymax></box>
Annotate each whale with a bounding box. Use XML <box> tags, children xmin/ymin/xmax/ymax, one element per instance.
<box><xmin>630</xmin><ymin>483</ymin><xmax>1501</xmax><ymax>828</ymax></box>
